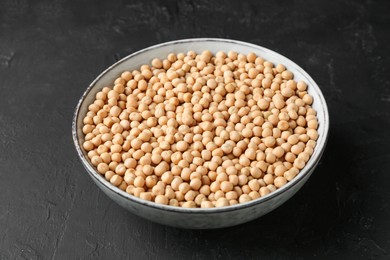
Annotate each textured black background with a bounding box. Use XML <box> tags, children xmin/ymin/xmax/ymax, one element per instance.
<box><xmin>1</xmin><ymin>0</ymin><xmax>390</xmax><ymax>259</ymax></box>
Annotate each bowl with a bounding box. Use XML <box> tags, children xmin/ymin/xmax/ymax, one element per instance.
<box><xmin>72</xmin><ymin>38</ymin><xmax>329</xmax><ymax>229</ymax></box>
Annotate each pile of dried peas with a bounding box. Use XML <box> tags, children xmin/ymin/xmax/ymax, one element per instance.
<box><xmin>82</xmin><ymin>50</ymin><xmax>318</xmax><ymax>208</ymax></box>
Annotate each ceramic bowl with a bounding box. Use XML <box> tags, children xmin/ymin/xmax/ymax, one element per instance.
<box><xmin>72</xmin><ymin>38</ymin><xmax>329</xmax><ymax>229</ymax></box>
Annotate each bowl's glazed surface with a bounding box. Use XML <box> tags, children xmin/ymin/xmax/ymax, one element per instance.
<box><xmin>72</xmin><ymin>38</ymin><xmax>329</xmax><ymax>229</ymax></box>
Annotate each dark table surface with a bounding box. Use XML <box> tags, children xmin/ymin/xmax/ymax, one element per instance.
<box><xmin>1</xmin><ymin>0</ymin><xmax>390</xmax><ymax>259</ymax></box>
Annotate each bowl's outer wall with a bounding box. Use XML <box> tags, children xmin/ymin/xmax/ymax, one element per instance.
<box><xmin>87</xmin><ymin>163</ymin><xmax>317</xmax><ymax>229</ymax></box>
<box><xmin>74</xmin><ymin>39</ymin><xmax>329</xmax><ymax>229</ymax></box>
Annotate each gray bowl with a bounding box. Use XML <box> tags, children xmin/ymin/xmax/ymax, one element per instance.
<box><xmin>72</xmin><ymin>38</ymin><xmax>329</xmax><ymax>229</ymax></box>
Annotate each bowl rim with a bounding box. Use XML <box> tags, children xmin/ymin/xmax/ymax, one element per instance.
<box><xmin>72</xmin><ymin>38</ymin><xmax>329</xmax><ymax>214</ymax></box>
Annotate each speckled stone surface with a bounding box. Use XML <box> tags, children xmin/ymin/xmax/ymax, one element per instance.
<box><xmin>1</xmin><ymin>0</ymin><xmax>389</xmax><ymax>259</ymax></box>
